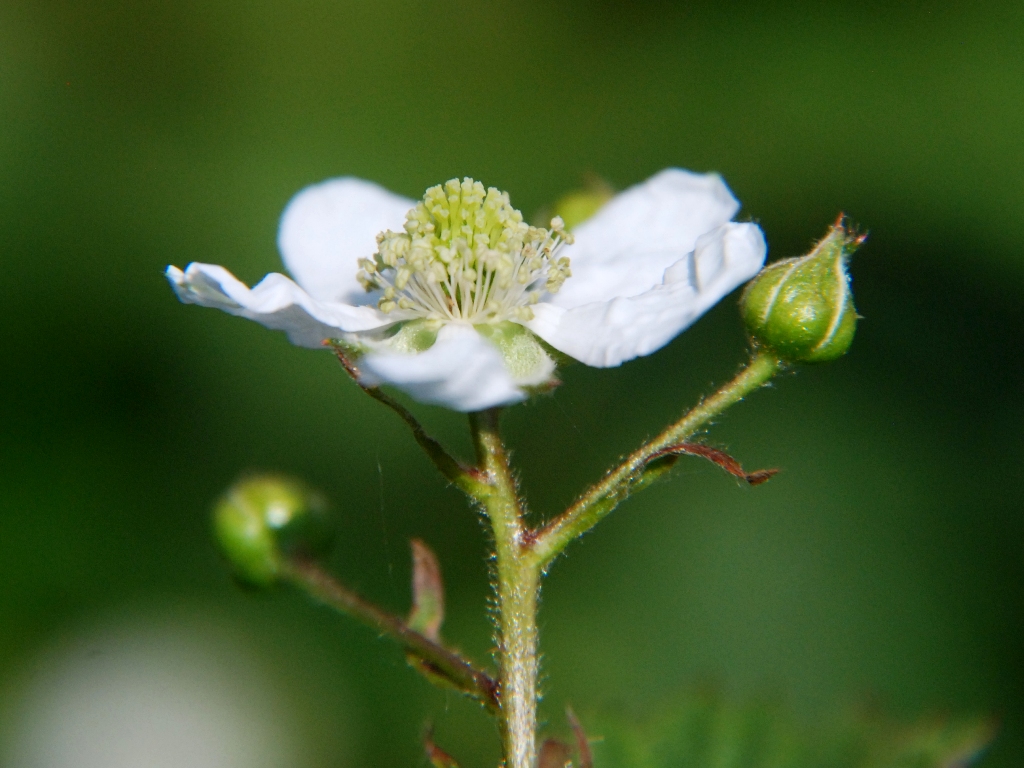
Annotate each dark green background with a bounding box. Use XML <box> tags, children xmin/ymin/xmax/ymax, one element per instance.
<box><xmin>1</xmin><ymin>0</ymin><xmax>1021</xmax><ymax>765</ymax></box>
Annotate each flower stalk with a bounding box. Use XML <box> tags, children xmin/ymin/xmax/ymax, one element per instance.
<box><xmin>469</xmin><ymin>409</ymin><xmax>541</xmax><ymax>768</ymax></box>
<box><xmin>328</xmin><ymin>343</ymin><xmax>493</xmax><ymax>500</ymax></box>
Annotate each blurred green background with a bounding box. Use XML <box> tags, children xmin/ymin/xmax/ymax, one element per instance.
<box><xmin>1</xmin><ymin>0</ymin><xmax>1022</xmax><ymax>765</ymax></box>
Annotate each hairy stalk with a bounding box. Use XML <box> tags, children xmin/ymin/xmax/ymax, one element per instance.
<box><xmin>328</xmin><ymin>343</ymin><xmax>491</xmax><ymax>499</ymax></box>
<box><xmin>470</xmin><ymin>409</ymin><xmax>540</xmax><ymax>768</ymax></box>
<box><xmin>282</xmin><ymin>557</ymin><xmax>500</xmax><ymax>713</ymax></box>
<box><xmin>531</xmin><ymin>350</ymin><xmax>784</xmax><ymax>568</ymax></box>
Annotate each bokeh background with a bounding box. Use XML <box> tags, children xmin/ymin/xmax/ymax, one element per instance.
<box><xmin>1</xmin><ymin>0</ymin><xmax>1022</xmax><ymax>765</ymax></box>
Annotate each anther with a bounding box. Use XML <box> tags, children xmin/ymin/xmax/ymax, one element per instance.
<box><xmin>361</xmin><ymin>180</ymin><xmax>572</xmax><ymax>325</ymax></box>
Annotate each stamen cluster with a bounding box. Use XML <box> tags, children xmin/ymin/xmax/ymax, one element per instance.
<box><xmin>357</xmin><ymin>178</ymin><xmax>572</xmax><ymax>323</ymax></box>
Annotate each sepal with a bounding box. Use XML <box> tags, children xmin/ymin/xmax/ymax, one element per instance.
<box><xmin>475</xmin><ymin>321</ymin><xmax>559</xmax><ymax>391</ymax></box>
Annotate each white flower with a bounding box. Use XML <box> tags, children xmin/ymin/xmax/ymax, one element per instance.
<box><xmin>166</xmin><ymin>169</ymin><xmax>766</xmax><ymax>412</ymax></box>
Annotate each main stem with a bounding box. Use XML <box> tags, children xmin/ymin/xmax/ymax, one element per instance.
<box><xmin>471</xmin><ymin>409</ymin><xmax>539</xmax><ymax>768</ymax></box>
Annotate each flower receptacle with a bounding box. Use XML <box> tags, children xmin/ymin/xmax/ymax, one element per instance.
<box><xmin>213</xmin><ymin>475</ymin><xmax>333</xmax><ymax>587</ymax></box>
<box><xmin>740</xmin><ymin>217</ymin><xmax>863</xmax><ymax>363</ymax></box>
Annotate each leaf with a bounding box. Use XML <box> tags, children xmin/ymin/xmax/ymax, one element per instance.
<box><xmin>587</xmin><ymin>691</ymin><xmax>996</xmax><ymax>768</ymax></box>
<box><xmin>408</xmin><ymin>538</ymin><xmax>445</xmax><ymax>641</ymax></box>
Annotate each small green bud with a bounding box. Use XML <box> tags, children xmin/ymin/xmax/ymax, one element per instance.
<box><xmin>552</xmin><ymin>175</ymin><xmax>615</xmax><ymax>230</ymax></box>
<box><xmin>740</xmin><ymin>216</ymin><xmax>864</xmax><ymax>363</ymax></box>
<box><xmin>213</xmin><ymin>475</ymin><xmax>333</xmax><ymax>587</ymax></box>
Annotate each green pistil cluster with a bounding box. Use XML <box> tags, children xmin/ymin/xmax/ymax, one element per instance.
<box><xmin>357</xmin><ymin>178</ymin><xmax>572</xmax><ymax>323</ymax></box>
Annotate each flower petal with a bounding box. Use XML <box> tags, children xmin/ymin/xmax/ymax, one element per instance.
<box><xmin>358</xmin><ymin>323</ymin><xmax>526</xmax><ymax>411</ymax></box>
<box><xmin>277</xmin><ymin>178</ymin><xmax>414</xmax><ymax>303</ymax></box>
<box><xmin>525</xmin><ymin>223</ymin><xmax>766</xmax><ymax>367</ymax></box>
<box><xmin>549</xmin><ymin>168</ymin><xmax>741</xmax><ymax>308</ymax></box>
<box><xmin>166</xmin><ymin>262</ymin><xmax>391</xmax><ymax>347</ymax></box>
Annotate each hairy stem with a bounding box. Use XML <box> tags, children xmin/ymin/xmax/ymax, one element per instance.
<box><xmin>328</xmin><ymin>343</ymin><xmax>492</xmax><ymax>500</ymax></box>
<box><xmin>364</xmin><ymin>385</ymin><xmax>490</xmax><ymax>498</ymax></box>
<box><xmin>470</xmin><ymin>409</ymin><xmax>539</xmax><ymax>768</ymax></box>
<box><xmin>282</xmin><ymin>557</ymin><xmax>499</xmax><ymax>713</ymax></box>
<box><xmin>531</xmin><ymin>350</ymin><xmax>784</xmax><ymax>568</ymax></box>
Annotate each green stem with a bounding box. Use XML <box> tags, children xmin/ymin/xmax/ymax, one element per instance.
<box><xmin>531</xmin><ymin>350</ymin><xmax>784</xmax><ymax>569</ymax></box>
<box><xmin>363</xmin><ymin>385</ymin><xmax>491</xmax><ymax>498</ymax></box>
<box><xmin>282</xmin><ymin>557</ymin><xmax>500</xmax><ymax>713</ymax></box>
<box><xmin>328</xmin><ymin>342</ymin><xmax>491</xmax><ymax>500</ymax></box>
<box><xmin>470</xmin><ymin>409</ymin><xmax>540</xmax><ymax>768</ymax></box>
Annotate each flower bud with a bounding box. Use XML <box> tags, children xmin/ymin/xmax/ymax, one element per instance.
<box><xmin>552</xmin><ymin>175</ymin><xmax>615</xmax><ymax>230</ymax></box>
<box><xmin>740</xmin><ymin>217</ymin><xmax>864</xmax><ymax>363</ymax></box>
<box><xmin>213</xmin><ymin>475</ymin><xmax>333</xmax><ymax>587</ymax></box>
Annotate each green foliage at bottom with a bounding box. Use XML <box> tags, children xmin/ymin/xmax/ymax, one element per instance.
<box><xmin>589</xmin><ymin>692</ymin><xmax>995</xmax><ymax>768</ymax></box>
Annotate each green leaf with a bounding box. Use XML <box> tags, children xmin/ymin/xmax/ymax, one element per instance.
<box><xmin>588</xmin><ymin>692</ymin><xmax>995</xmax><ymax>768</ymax></box>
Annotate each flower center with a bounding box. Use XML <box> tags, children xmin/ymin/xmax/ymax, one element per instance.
<box><xmin>357</xmin><ymin>178</ymin><xmax>572</xmax><ymax>323</ymax></box>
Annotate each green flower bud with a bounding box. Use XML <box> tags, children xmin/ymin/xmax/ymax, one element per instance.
<box><xmin>551</xmin><ymin>175</ymin><xmax>614</xmax><ymax>230</ymax></box>
<box><xmin>213</xmin><ymin>475</ymin><xmax>333</xmax><ymax>587</ymax></box>
<box><xmin>740</xmin><ymin>217</ymin><xmax>864</xmax><ymax>363</ymax></box>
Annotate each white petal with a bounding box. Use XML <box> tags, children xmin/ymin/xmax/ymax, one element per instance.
<box><xmin>550</xmin><ymin>168</ymin><xmax>741</xmax><ymax>308</ymax></box>
<box><xmin>525</xmin><ymin>223</ymin><xmax>766</xmax><ymax>367</ymax></box>
<box><xmin>358</xmin><ymin>323</ymin><xmax>526</xmax><ymax>412</ymax></box>
<box><xmin>277</xmin><ymin>178</ymin><xmax>414</xmax><ymax>303</ymax></box>
<box><xmin>166</xmin><ymin>262</ymin><xmax>391</xmax><ymax>348</ymax></box>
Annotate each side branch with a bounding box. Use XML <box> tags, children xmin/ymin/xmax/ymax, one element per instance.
<box><xmin>282</xmin><ymin>557</ymin><xmax>500</xmax><ymax>713</ymax></box>
<box><xmin>327</xmin><ymin>343</ymin><xmax>491</xmax><ymax>500</ymax></box>
<box><xmin>530</xmin><ymin>350</ymin><xmax>784</xmax><ymax>568</ymax></box>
